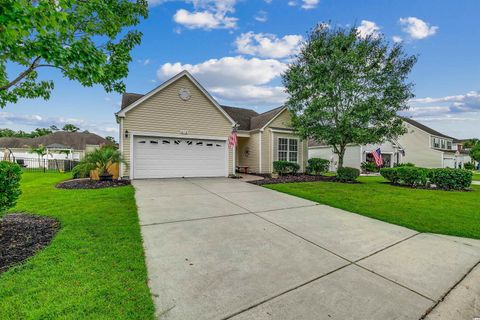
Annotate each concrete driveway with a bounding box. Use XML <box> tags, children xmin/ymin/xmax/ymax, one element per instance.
<box><xmin>133</xmin><ymin>178</ymin><xmax>480</xmax><ymax>320</ymax></box>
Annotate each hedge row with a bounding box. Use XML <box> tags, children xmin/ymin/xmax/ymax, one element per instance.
<box><xmin>380</xmin><ymin>166</ymin><xmax>472</xmax><ymax>190</ymax></box>
<box><xmin>273</xmin><ymin>160</ymin><xmax>300</xmax><ymax>175</ymax></box>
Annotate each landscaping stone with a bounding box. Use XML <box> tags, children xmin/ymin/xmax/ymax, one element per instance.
<box><xmin>0</xmin><ymin>214</ymin><xmax>59</xmax><ymax>273</ymax></box>
<box><xmin>56</xmin><ymin>178</ymin><xmax>130</xmax><ymax>189</ymax></box>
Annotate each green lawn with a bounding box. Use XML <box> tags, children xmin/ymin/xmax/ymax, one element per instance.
<box><xmin>265</xmin><ymin>176</ymin><xmax>480</xmax><ymax>239</ymax></box>
<box><xmin>0</xmin><ymin>172</ymin><xmax>155</xmax><ymax>319</ymax></box>
<box><xmin>473</xmin><ymin>172</ymin><xmax>480</xmax><ymax>181</ymax></box>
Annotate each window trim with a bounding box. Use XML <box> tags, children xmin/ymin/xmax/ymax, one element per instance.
<box><xmin>277</xmin><ymin>137</ymin><xmax>299</xmax><ymax>163</ymax></box>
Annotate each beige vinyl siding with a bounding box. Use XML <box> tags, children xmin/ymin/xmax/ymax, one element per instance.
<box><xmin>268</xmin><ymin>109</ymin><xmax>293</xmax><ymax>129</ymax></box>
<box><xmin>121</xmin><ymin>76</ymin><xmax>234</xmax><ymax>177</ymax></box>
<box><xmin>398</xmin><ymin>122</ymin><xmax>443</xmax><ymax>168</ymax></box>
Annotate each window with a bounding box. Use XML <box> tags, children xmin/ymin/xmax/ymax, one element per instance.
<box><xmin>433</xmin><ymin>138</ymin><xmax>440</xmax><ymax>148</ymax></box>
<box><xmin>447</xmin><ymin>141</ymin><xmax>452</xmax><ymax>150</ymax></box>
<box><xmin>441</xmin><ymin>139</ymin><xmax>446</xmax><ymax>149</ymax></box>
<box><xmin>150</xmin><ymin>140</ymin><xmax>158</xmax><ymax>144</ymax></box>
<box><xmin>138</xmin><ymin>140</ymin><xmax>146</xmax><ymax>144</ymax></box>
<box><xmin>278</xmin><ymin>138</ymin><xmax>298</xmax><ymax>162</ymax></box>
<box><xmin>162</xmin><ymin>140</ymin><xmax>170</xmax><ymax>144</ymax></box>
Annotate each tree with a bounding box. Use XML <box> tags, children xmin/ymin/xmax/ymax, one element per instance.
<box><xmin>105</xmin><ymin>136</ymin><xmax>117</xmax><ymax>144</ymax></box>
<box><xmin>31</xmin><ymin>127</ymin><xmax>53</xmax><ymax>137</ymax></box>
<box><xmin>0</xmin><ymin>0</ymin><xmax>148</xmax><ymax>108</ymax></box>
<box><xmin>62</xmin><ymin>124</ymin><xmax>80</xmax><ymax>132</ymax></box>
<box><xmin>464</xmin><ymin>139</ymin><xmax>479</xmax><ymax>149</ymax></box>
<box><xmin>470</xmin><ymin>143</ymin><xmax>480</xmax><ymax>164</ymax></box>
<box><xmin>29</xmin><ymin>145</ymin><xmax>48</xmax><ymax>167</ymax></box>
<box><xmin>283</xmin><ymin>24</ymin><xmax>417</xmax><ymax>168</ymax></box>
<box><xmin>50</xmin><ymin>125</ymin><xmax>60</xmax><ymax>131</ymax></box>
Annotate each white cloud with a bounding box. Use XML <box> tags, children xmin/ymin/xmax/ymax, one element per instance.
<box><xmin>392</xmin><ymin>36</ymin><xmax>403</xmax><ymax>43</ymax></box>
<box><xmin>288</xmin><ymin>1</ymin><xmax>296</xmax><ymax>6</ymax></box>
<box><xmin>0</xmin><ymin>112</ymin><xmax>118</xmax><ymax>137</ymax></box>
<box><xmin>411</xmin><ymin>91</ymin><xmax>480</xmax><ymax>113</ymax></box>
<box><xmin>254</xmin><ymin>10</ymin><xmax>268</xmax><ymax>23</ymax></box>
<box><xmin>235</xmin><ymin>32</ymin><xmax>303</xmax><ymax>59</ymax></box>
<box><xmin>264</xmin><ymin>0</ymin><xmax>272</xmax><ymax>3</ymax></box>
<box><xmin>157</xmin><ymin>56</ymin><xmax>287</xmax><ymax>107</ymax></box>
<box><xmin>399</xmin><ymin>17</ymin><xmax>438</xmax><ymax>40</ymax></box>
<box><xmin>173</xmin><ymin>9</ymin><xmax>237</xmax><ymax>29</ymax></box>
<box><xmin>301</xmin><ymin>0</ymin><xmax>319</xmax><ymax>9</ymax></box>
<box><xmin>167</xmin><ymin>0</ymin><xmax>239</xmax><ymax>30</ymax></box>
<box><xmin>356</xmin><ymin>20</ymin><xmax>381</xmax><ymax>39</ymax></box>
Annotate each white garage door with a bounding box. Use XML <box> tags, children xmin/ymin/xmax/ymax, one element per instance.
<box><xmin>133</xmin><ymin>136</ymin><xmax>227</xmax><ymax>179</ymax></box>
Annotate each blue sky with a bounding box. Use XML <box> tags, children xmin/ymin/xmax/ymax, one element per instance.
<box><xmin>2</xmin><ymin>0</ymin><xmax>479</xmax><ymax>139</ymax></box>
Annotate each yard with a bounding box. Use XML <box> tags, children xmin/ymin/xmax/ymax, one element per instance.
<box><xmin>473</xmin><ymin>172</ymin><xmax>480</xmax><ymax>181</ymax></box>
<box><xmin>0</xmin><ymin>172</ymin><xmax>155</xmax><ymax>319</ymax></box>
<box><xmin>266</xmin><ymin>176</ymin><xmax>480</xmax><ymax>239</ymax></box>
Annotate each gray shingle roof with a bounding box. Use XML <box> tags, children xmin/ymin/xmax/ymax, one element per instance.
<box><xmin>221</xmin><ymin>105</ymin><xmax>259</xmax><ymax>130</ymax></box>
<box><xmin>0</xmin><ymin>132</ymin><xmax>111</xmax><ymax>150</ymax></box>
<box><xmin>121</xmin><ymin>93</ymin><xmax>143</xmax><ymax>109</ymax></box>
<box><xmin>249</xmin><ymin>106</ymin><xmax>285</xmax><ymax>130</ymax></box>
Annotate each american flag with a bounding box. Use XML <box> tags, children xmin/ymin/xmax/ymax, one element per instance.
<box><xmin>228</xmin><ymin>127</ymin><xmax>238</xmax><ymax>149</ymax></box>
<box><xmin>371</xmin><ymin>148</ymin><xmax>383</xmax><ymax>167</ymax></box>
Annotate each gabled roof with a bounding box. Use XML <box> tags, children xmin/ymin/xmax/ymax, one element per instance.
<box><xmin>401</xmin><ymin>117</ymin><xmax>455</xmax><ymax>139</ymax></box>
<box><xmin>250</xmin><ymin>106</ymin><xmax>286</xmax><ymax>130</ymax></box>
<box><xmin>116</xmin><ymin>71</ymin><xmax>235</xmax><ymax>125</ymax></box>
<box><xmin>0</xmin><ymin>132</ymin><xmax>110</xmax><ymax>150</ymax></box>
<box><xmin>220</xmin><ymin>105</ymin><xmax>259</xmax><ymax>130</ymax></box>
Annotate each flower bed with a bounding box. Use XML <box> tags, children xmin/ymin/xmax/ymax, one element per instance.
<box><xmin>0</xmin><ymin>214</ymin><xmax>59</xmax><ymax>273</ymax></box>
<box><xmin>249</xmin><ymin>174</ymin><xmax>336</xmax><ymax>185</ymax></box>
<box><xmin>56</xmin><ymin>178</ymin><xmax>131</xmax><ymax>189</ymax></box>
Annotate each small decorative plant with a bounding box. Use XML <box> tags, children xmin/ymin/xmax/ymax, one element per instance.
<box><xmin>72</xmin><ymin>145</ymin><xmax>124</xmax><ymax>181</ymax></box>
<box><xmin>273</xmin><ymin>161</ymin><xmax>300</xmax><ymax>176</ymax></box>
<box><xmin>360</xmin><ymin>161</ymin><xmax>379</xmax><ymax>173</ymax></box>
<box><xmin>336</xmin><ymin>167</ymin><xmax>360</xmax><ymax>182</ymax></box>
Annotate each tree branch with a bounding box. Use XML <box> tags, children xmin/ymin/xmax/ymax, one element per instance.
<box><xmin>0</xmin><ymin>56</ymin><xmax>42</xmax><ymax>91</ymax></box>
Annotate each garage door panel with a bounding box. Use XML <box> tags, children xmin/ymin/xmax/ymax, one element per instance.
<box><xmin>133</xmin><ymin>136</ymin><xmax>227</xmax><ymax>179</ymax></box>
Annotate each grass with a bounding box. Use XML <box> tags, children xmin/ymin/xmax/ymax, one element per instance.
<box><xmin>265</xmin><ymin>176</ymin><xmax>480</xmax><ymax>239</ymax></box>
<box><xmin>0</xmin><ymin>172</ymin><xmax>155</xmax><ymax>319</ymax></box>
<box><xmin>473</xmin><ymin>172</ymin><xmax>480</xmax><ymax>181</ymax></box>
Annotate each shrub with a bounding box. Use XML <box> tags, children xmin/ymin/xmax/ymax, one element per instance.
<box><xmin>380</xmin><ymin>167</ymin><xmax>400</xmax><ymax>184</ymax></box>
<box><xmin>0</xmin><ymin>161</ymin><xmax>22</xmax><ymax>213</ymax></box>
<box><xmin>361</xmin><ymin>161</ymin><xmax>379</xmax><ymax>173</ymax></box>
<box><xmin>273</xmin><ymin>161</ymin><xmax>300</xmax><ymax>175</ymax></box>
<box><xmin>306</xmin><ymin>158</ymin><xmax>330</xmax><ymax>175</ymax></box>
<box><xmin>394</xmin><ymin>162</ymin><xmax>415</xmax><ymax>167</ymax></box>
<box><xmin>396</xmin><ymin>166</ymin><xmax>429</xmax><ymax>187</ymax></box>
<box><xmin>73</xmin><ymin>145</ymin><xmax>124</xmax><ymax>179</ymax></box>
<box><xmin>428</xmin><ymin>168</ymin><xmax>472</xmax><ymax>190</ymax></box>
<box><xmin>336</xmin><ymin>167</ymin><xmax>360</xmax><ymax>182</ymax></box>
<box><xmin>464</xmin><ymin>162</ymin><xmax>475</xmax><ymax>170</ymax></box>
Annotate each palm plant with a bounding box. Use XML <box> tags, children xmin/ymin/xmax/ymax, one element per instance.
<box><xmin>73</xmin><ymin>145</ymin><xmax>124</xmax><ymax>180</ymax></box>
<box><xmin>29</xmin><ymin>144</ymin><xmax>48</xmax><ymax>167</ymax></box>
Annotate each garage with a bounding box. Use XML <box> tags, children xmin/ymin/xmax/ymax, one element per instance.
<box><xmin>132</xmin><ymin>136</ymin><xmax>227</xmax><ymax>179</ymax></box>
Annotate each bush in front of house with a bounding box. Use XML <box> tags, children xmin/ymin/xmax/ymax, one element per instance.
<box><xmin>464</xmin><ymin>162</ymin><xmax>475</xmax><ymax>170</ymax></box>
<box><xmin>306</xmin><ymin>158</ymin><xmax>330</xmax><ymax>175</ymax></box>
<box><xmin>394</xmin><ymin>162</ymin><xmax>415</xmax><ymax>167</ymax></box>
<box><xmin>0</xmin><ymin>161</ymin><xmax>22</xmax><ymax>213</ymax></box>
<box><xmin>336</xmin><ymin>167</ymin><xmax>360</xmax><ymax>182</ymax></box>
<box><xmin>428</xmin><ymin>168</ymin><xmax>472</xmax><ymax>190</ymax></box>
<box><xmin>273</xmin><ymin>160</ymin><xmax>300</xmax><ymax>176</ymax></box>
<box><xmin>360</xmin><ymin>161</ymin><xmax>379</xmax><ymax>173</ymax></box>
<box><xmin>393</xmin><ymin>166</ymin><xmax>429</xmax><ymax>187</ymax></box>
<box><xmin>380</xmin><ymin>167</ymin><xmax>401</xmax><ymax>184</ymax></box>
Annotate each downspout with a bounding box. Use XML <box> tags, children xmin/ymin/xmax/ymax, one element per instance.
<box><xmin>119</xmin><ymin>117</ymin><xmax>124</xmax><ymax>178</ymax></box>
<box><xmin>259</xmin><ymin>130</ymin><xmax>263</xmax><ymax>174</ymax></box>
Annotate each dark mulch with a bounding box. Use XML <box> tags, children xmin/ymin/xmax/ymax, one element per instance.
<box><xmin>0</xmin><ymin>214</ymin><xmax>59</xmax><ymax>273</ymax></box>
<box><xmin>56</xmin><ymin>178</ymin><xmax>131</xmax><ymax>189</ymax></box>
<box><xmin>250</xmin><ymin>174</ymin><xmax>337</xmax><ymax>185</ymax></box>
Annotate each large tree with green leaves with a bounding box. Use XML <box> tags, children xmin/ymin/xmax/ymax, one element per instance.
<box><xmin>0</xmin><ymin>0</ymin><xmax>148</xmax><ymax>108</ymax></box>
<box><xmin>283</xmin><ymin>24</ymin><xmax>417</xmax><ymax>168</ymax></box>
<box><xmin>470</xmin><ymin>142</ymin><xmax>480</xmax><ymax>164</ymax></box>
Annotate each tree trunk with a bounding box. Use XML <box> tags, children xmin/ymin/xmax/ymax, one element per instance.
<box><xmin>337</xmin><ymin>146</ymin><xmax>346</xmax><ymax>169</ymax></box>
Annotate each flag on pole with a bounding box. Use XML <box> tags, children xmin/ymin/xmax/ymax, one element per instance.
<box><xmin>228</xmin><ymin>126</ymin><xmax>238</xmax><ymax>149</ymax></box>
<box><xmin>371</xmin><ymin>148</ymin><xmax>383</xmax><ymax>167</ymax></box>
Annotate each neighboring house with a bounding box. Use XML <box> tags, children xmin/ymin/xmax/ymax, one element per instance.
<box><xmin>115</xmin><ymin>71</ymin><xmax>307</xmax><ymax>179</ymax></box>
<box><xmin>0</xmin><ymin>131</ymin><xmax>110</xmax><ymax>167</ymax></box>
<box><xmin>309</xmin><ymin>117</ymin><xmax>472</xmax><ymax>170</ymax></box>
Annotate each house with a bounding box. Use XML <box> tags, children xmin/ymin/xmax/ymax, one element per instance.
<box><xmin>0</xmin><ymin>131</ymin><xmax>110</xmax><ymax>167</ymax></box>
<box><xmin>115</xmin><ymin>71</ymin><xmax>307</xmax><ymax>179</ymax></box>
<box><xmin>309</xmin><ymin>117</ymin><xmax>472</xmax><ymax>170</ymax></box>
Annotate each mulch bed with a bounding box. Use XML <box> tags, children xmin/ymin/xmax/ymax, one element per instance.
<box><xmin>250</xmin><ymin>174</ymin><xmax>337</xmax><ymax>185</ymax></box>
<box><xmin>56</xmin><ymin>178</ymin><xmax>131</xmax><ymax>189</ymax></box>
<box><xmin>0</xmin><ymin>214</ymin><xmax>59</xmax><ymax>273</ymax></box>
